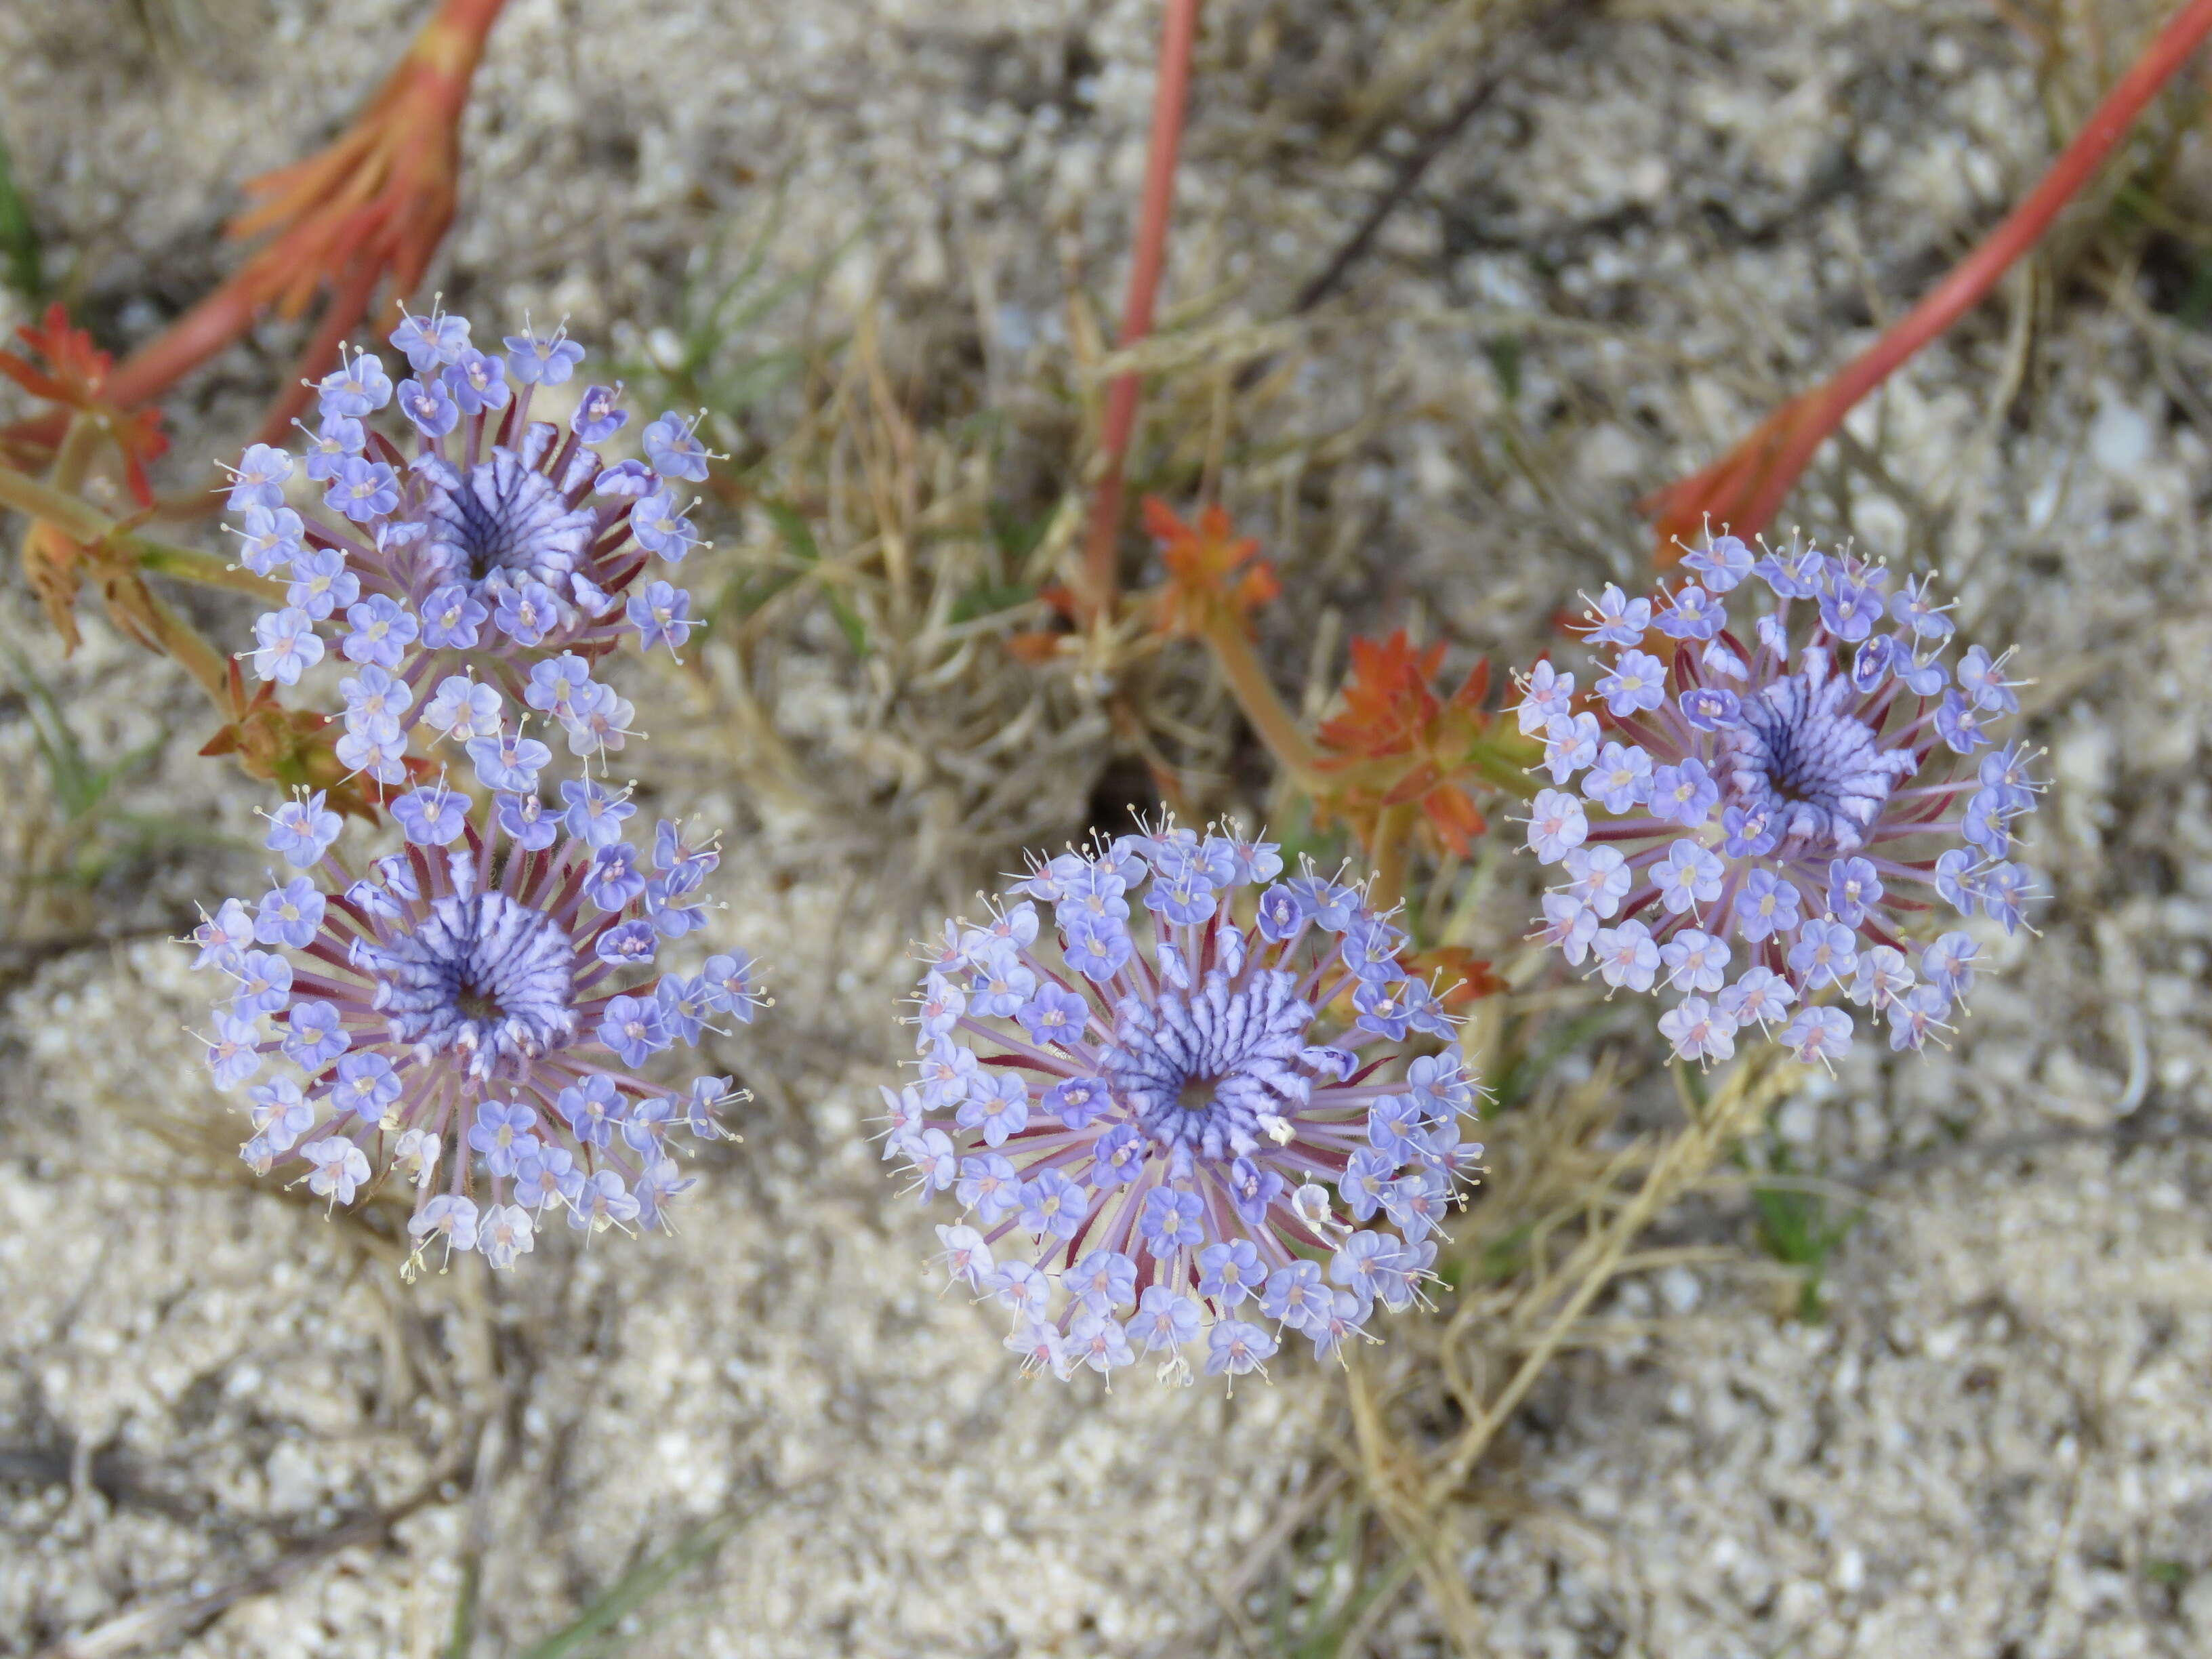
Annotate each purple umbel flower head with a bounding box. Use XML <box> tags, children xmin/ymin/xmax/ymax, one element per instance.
<box><xmin>888</xmin><ymin>823</ymin><xmax>1481</xmax><ymax>1384</ymax></box>
<box><xmin>1517</xmin><ymin>532</ymin><xmax>2040</xmax><ymax>1068</ymax></box>
<box><xmin>228</xmin><ymin>312</ymin><xmax>710</xmax><ymax>708</ymax></box>
<box><xmin>188</xmin><ymin>783</ymin><xmax>758</xmax><ymax>1271</ymax></box>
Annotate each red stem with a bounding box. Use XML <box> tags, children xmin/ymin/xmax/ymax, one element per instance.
<box><xmin>79</xmin><ymin>0</ymin><xmax>506</xmax><ymax>414</ymax></box>
<box><xmin>104</xmin><ymin>285</ymin><xmax>262</xmax><ymax>415</ymax></box>
<box><xmin>1647</xmin><ymin>0</ymin><xmax>2212</xmax><ymax>552</ymax></box>
<box><xmin>1080</xmin><ymin>0</ymin><xmax>1201</xmax><ymax>622</ymax></box>
<box><xmin>259</xmin><ymin>257</ymin><xmax>384</xmax><ymax>449</ymax></box>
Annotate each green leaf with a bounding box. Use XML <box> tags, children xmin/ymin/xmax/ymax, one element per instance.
<box><xmin>1481</xmin><ymin>335</ymin><xmax>1521</xmax><ymax>404</ymax></box>
<box><xmin>985</xmin><ymin>502</ymin><xmax>1053</xmax><ymax>564</ymax></box>
<box><xmin>760</xmin><ymin>498</ymin><xmax>820</xmax><ymax>562</ymax></box>
<box><xmin>3</xmin><ymin>647</ymin><xmax>227</xmax><ymax>888</ymax></box>
<box><xmin>1476</xmin><ymin>1221</ymin><xmax>1535</xmax><ymax>1286</ymax></box>
<box><xmin>6</xmin><ymin>644</ymin><xmax>102</xmax><ymax>818</ymax></box>
<box><xmin>1264</xmin><ymin>1505</ymin><xmax>1419</xmax><ymax>1659</ymax></box>
<box><xmin>948</xmin><ymin>580</ymin><xmax>1033</xmax><ymax>625</ymax></box>
<box><xmin>628</xmin><ymin>192</ymin><xmax>864</xmax><ymax>421</ymax></box>
<box><xmin>1738</xmin><ymin>1138</ymin><xmax>1864</xmax><ymax>1322</ymax></box>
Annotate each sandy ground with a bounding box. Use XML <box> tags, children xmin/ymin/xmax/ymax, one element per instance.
<box><xmin>5</xmin><ymin>1</ymin><xmax>2212</xmax><ymax>1655</ymax></box>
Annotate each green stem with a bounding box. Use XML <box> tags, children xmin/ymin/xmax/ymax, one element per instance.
<box><xmin>1467</xmin><ymin>735</ymin><xmax>1544</xmax><ymax>802</ymax></box>
<box><xmin>136</xmin><ymin>586</ymin><xmax>234</xmax><ymax>704</ymax></box>
<box><xmin>52</xmin><ymin>413</ymin><xmax>102</xmax><ymax>492</ymax></box>
<box><xmin>0</xmin><ymin>459</ymin><xmax>281</xmax><ymax>601</ymax></box>
<box><xmin>1200</xmin><ymin>617</ymin><xmax>1322</xmax><ymax>788</ymax></box>
<box><xmin>130</xmin><ymin>537</ymin><xmax>285</xmax><ymax>600</ymax></box>
<box><xmin>1366</xmin><ymin>801</ymin><xmax>1417</xmax><ymax>914</ymax></box>
<box><xmin>0</xmin><ymin>455</ymin><xmax>103</xmax><ymax>533</ymax></box>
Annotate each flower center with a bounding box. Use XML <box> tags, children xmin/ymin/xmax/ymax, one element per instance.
<box><xmin>455</xmin><ymin>983</ymin><xmax>501</xmax><ymax>1023</ymax></box>
<box><xmin>1105</xmin><ymin>970</ymin><xmax>1316</xmax><ymax>1161</ymax></box>
<box><xmin>1176</xmin><ymin>1076</ymin><xmax>1219</xmax><ymax>1112</ymax></box>
<box><xmin>424</xmin><ymin>449</ymin><xmax>595</xmax><ymax>594</ymax></box>
<box><xmin>1714</xmin><ymin>651</ymin><xmax>1917</xmax><ymax>854</ymax></box>
<box><xmin>370</xmin><ymin>890</ymin><xmax>577</xmax><ymax>1077</ymax></box>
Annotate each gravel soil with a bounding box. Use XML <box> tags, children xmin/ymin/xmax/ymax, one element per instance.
<box><xmin>5</xmin><ymin>1</ymin><xmax>2212</xmax><ymax>1655</ymax></box>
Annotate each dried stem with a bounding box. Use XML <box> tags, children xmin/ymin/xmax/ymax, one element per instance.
<box><xmin>1644</xmin><ymin>0</ymin><xmax>2212</xmax><ymax>554</ymax></box>
<box><xmin>131</xmin><ymin>538</ymin><xmax>287</xmax><ymax>600</ymax></box>
<box><xmin>1080</xmin><ymin>0</ymin><xmax>1201</xmax><ymax>621</ymax></box>
<box><xmin>131</xmin><ymin>587</ymin><xmax>235</xmax><ymax>705</ymax></box>
<box><xmin>3</xmin><ymin>457</ymin><xmax>274</xmax><ymax>708</ymax></box>
<box><xmin>1417</xmin><ymin>1050</ymin><xmax>1792</xmax><ymax>1512</ymax></box>
<box><xmin>0</xmin><ymin>459</ymin><xmax>126</xmax><ymax>537</ymax></box>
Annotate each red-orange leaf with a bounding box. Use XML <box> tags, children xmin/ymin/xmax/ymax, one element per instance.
<box><xmin>1316</xmin><ymin>632</ymin><xmax>1441</xmax><ymax>761</ymax></box>
<box><xmin>0</xmin><ymin>305</ymin><xmax>169</xmax><ymax>507</ymax></box>
<box><xmin>1143</xmin><ymin>497</ymin><xmax>1278</xmax><ymax>639</ymax></box>
<box><xmin>1311</xmin><ymin>628</ymin><xmax>1526</xmax><ymax>863</ymax></box>
<box><xmin>1407</xmin><ymin>945</ymin><xmax>1505</xmax><ymax>1008</ymax></box>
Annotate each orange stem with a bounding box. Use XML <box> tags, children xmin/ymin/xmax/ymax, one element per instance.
<box><xmin>153</xmin><ymin>255</ymin><xmax>389</xmax><ymax>519</ymax></box>
<box><xmin>1645</xmin><ymin>0</ymin><xmax>2212</xmax><ymax>555</ymax></box>
<box><xmin>100</xmin><ymin>286</ymin><xmax>262</xmax><ymax>417</ymax></box>
<box><xmin>102</xmin><ymin>0</ymin><xmax>506</xmax><ymax>413</ymax></box>
<box><xmin>1080</xmin><ymin>0</ymin><xmax>1201</xmax><ymax>622</ymax></box>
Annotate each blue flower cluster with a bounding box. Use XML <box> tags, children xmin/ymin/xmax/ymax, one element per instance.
<box><xmin>229</xmin><ymin>306</ymin><xmax>710</xmax><ymax>754</ymax></box>
<box><xmin>1516</xmin><ymin>533</ymin><xmax>2039</xmax><ymax>1067</ymax></box>
<box><xmin>191</xmin><ymin>313</ymin><xmax>762</xmax><ymax>1271</ymax></box>
<box><xmin>886</xmin><ymin>826</ymin><xmax>1481</xmax><ymax>1382</ymax></box>
<box><xmin>192</xmin><ymin>783</ymin><xmax>760</xmax><ymax>1268</ymax></box>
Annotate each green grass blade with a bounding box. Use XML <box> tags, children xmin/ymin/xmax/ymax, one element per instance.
<box><xmin>1490</xmin><ymin>1005</ymin><xmax>1630</xmax><ymax>1113</ymax></box>
<box><xmin>4</xmin><ymin>644</ymin><xmax>100</xmax><ymax>817</ymax></box>
<box><xmin>758</xmin><ymin>499</ymin><xmax>867</xmax><ymax>653</ymax></box>
<box><xmin>445</xmin><ymin>1549</ymin><xmax>481</xmax><ymax>1659</ymax></box>
<box><xmin>513</xmin><ymin>1503</ymin><xmax>762</xmax><ymax>1659</ymax></box>
<box><xmin>0</xmin><ymin>132</ymin><xmax>45</xmax><ymax>303</ymax></box>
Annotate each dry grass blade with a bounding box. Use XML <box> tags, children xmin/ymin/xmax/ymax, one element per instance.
<box><xmin>659</xmin><ymin>300</ymin><xmax>1124</xmax><ymax>878</ymax></box>
<box><xmin>1317</xmin><ymin>1046</ymin><xmax>1799</xmax><ymax>1651</ymax></box>
<box><xmin>512</xmin><ymin>1493</ymin><xmax>793</xmax><ymax>1659</ymax></box>
<box><xmin>1434</xmin><ymin>1052</ymin><xmax>1791</xmax><ymax>1507</ymax></box>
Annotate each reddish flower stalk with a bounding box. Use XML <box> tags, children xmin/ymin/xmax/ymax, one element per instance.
<box><xmin>1643</xmin><ymin>0</ymin><xmax>2212</xmax><ymax>561</ymax></box>
<box><xmin>1142</xmin><ymin>495</ymin><xmax>1319</xmax><ymax>785</ymax></box>
<box><xmin>1</xmin><ymin>0</ymin><xmax>507</xmax><ymax>482</ymax></box>
<box><xmin>1079</xmin><ymin>0</ymin><xmax>1201</xmax><ymax>622</ymax></box>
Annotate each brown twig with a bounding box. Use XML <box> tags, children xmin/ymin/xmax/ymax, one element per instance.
<box><xmin>34</xmin><ymin>1451</ymin><xmax>471</xmax><ymax>1659</ymax></box>
<box><xmin>1290</xmin><ymin>0</ymin><xmax>1595</xmax><ymax>316</ymax></box>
